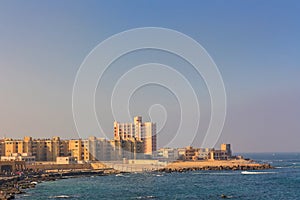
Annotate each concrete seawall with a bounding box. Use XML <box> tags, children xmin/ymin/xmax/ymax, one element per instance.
<box><xmin>26</xmin><ymin>162</ymin><xmax>107</xmax><ymax>171</ymax></box>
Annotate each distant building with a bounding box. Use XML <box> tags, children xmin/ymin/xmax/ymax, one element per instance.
<box><xmin>184</xmin><ymin>146</ymin><xmax>198</xmax><ymax>160</ymax></box>
<box><xmin>0</xmin><ymin>161</ymin><xmax>26</xmax><ymax>172</ymax></box>
<box><xmin>208</xmin><ymin>144</ymin><xmax>232</xmax><ymax>160</ymax></box>
<box><xmin>155</xmin><ymin>148</ymin><xmax>179</xmax><ymax>161</ymax></box>
<box><xmin>56</xmin><ymin>156</ymin><xmax>77</xmax><ymax>164</ymax></box>
<box><xmin>110</xmin><ymin>138</ymin><xmax>144</xmax><ymax>160</ymax></box>
<box><xmin>177</xmin><ymin>144</ymin><xmax>232</xmax><ymax>161</ymax></box>
<box><xmin>1</xmin><ymin>153</ymin><xmax>35</xmax><ymax>164</ymax></box>
<box><xmin>68</xmin><ymin>139</ymin><xmax>84</xmax><ymax>161</ymax></box>
<box><xmin>114</xmin><ymin>116</ymin><xmax>157</xmax><ymax>155</ymax></box>
<box><xmin>221</xmin><ymin>143</ymin><xmax>232</xmax><ymax>157</ymax></box>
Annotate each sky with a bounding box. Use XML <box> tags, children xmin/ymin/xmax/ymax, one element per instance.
<box><xmin>0</xmin><ymin>0</ymin><xmax>299</xmax><ymax>152</ymax></box>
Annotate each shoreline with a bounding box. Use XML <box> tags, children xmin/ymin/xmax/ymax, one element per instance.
<box><xmin>0</xmin><ymin>169</ymin><xmax>118</xmax><ymax>200</ymax></box>
<box><xmin>0</xmin><ymin>159</ymin><xmax>272</xmax><ymax>199</ymax></box>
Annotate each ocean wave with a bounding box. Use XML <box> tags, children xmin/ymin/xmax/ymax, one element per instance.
<box><xmin>136</xmin><ymin>195</ymin><xmax>156</xmax><ymax>199</ymax></box>
<box><xmin>115</xmin><ymin>174</ymin><xmax>130</xmax><ymax>177</ymax></box>
<box><xmin>153</xmin><ymin>174</ymin><xmax>163</xmax><ymax>177</ymax></box>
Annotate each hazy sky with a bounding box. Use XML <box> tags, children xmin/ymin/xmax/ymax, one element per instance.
<box><xmin>0</xmin><ymin>1</ymin><xmax>299</xmax><ymax>152</ymax></box>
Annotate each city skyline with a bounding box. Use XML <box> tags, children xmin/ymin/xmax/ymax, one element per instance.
<box><xmin>0</xmin><ymin>1</ymin><xmax>300</xmax><ymax>152</ymax></box>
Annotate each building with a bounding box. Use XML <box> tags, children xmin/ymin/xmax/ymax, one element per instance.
<box><xmin>221</xmin><ymin>143</ymin><xmax>232</xmax><ymax>157</ymax></box>
<box><xmin>1</xmin><ymin>136</ymin><xmax>70</xmax><ymax>162</ymax></box>
<box><xmin>1</xmin><ymin>153</ymin><xmax>35</xmax><ymax>164</ymax></box>
<box><xmin>114</xmin><ymin>116</ymin><xmax>157</xmax><ymax>155</ymax></box>
<box><xmin>184</xmin><ymin>146</ymin><xmax>199</xmax><ymax>160</ymax></box>
<box><xmin>110</xmin><ymin>138</ymin><xmax>144</xmax><ymax>160</ymax></box>
<box><xmin>68</xmin><ymin>139</ymin><xmax>84</xmax><ymax>161</ymax></box>
<box><xmin>4</xmin><ymin>139</ymin><xmax>23</xmax><ymax>156</ymax></box>
<box><xmin>196</xmin><ymin>148</ymin><xmax>212</xmax><ymax>160</ymax></box>
<box><xmin>143</xmin><ymin>122</ymin><xmax>157</xmax><ymax>155</ymax></box>
<box><xmin>0</xmin><ymin>161</ymin><xmax>26</xmax><ymax>172</ymax></box>
<box><xmin>56</xmin><ymin>156</ymin><xmax>77</xmax><ymax>164</ymax></box>
<box><xmin>155</xmin><ymin>148</ymin><xmax>179</xmax><ymax>161</ymax></box>
<box><xmin>208</xmin><ymin>144</ymin><xmax>232</xmax><ymax>160</ymax></box>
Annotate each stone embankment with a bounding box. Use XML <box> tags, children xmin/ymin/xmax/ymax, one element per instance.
<box><xmin>159</xmin><ymin>159</ymin><xmax>273</xmax><ymax>173</ymax></box>
<box><xmin>0</xmin><ymin>168</ymin><xmax>117</xmax><ymax>200</ymax></box>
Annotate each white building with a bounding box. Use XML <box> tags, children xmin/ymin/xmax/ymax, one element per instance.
<box><xmin>114</xmin><ymin>116</ymin><xmax>157</xmax><ymax>155</ymax></box>
<box><xmin>155</xmin><ymin>148</ymin><xmax>179</xmax><ymax>161</ymax></box>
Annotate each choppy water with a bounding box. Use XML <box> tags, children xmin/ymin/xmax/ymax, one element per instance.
<box><xmin>17</xmin><ymin>153</ymin><xmax>300</xmax><ymax>200</ymax></box>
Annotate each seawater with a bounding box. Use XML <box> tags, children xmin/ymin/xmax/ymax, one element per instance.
<box><xmin>16</xmin><ymin>153</ymin><xmax>300</xmax><ymax>200</ymax></box>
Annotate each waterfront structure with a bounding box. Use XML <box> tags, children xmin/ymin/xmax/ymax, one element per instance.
<box><xmin>68</xmin><ymin>139</ymin><xmax>83</xmax><ymax>161</ymax></box>
<box><xmin>0</xmin><ymin>161</ymin><xmax>26</xmax><ymax>172</ymax></box>
<box><xmin>1</xmin><ymin>137</ymin><xmax>69</xmax><ymax>162</ymax></box>
<box><xmin>155</xmin><ymin>148</ymin><xmax>179</xmax><ymax>161</ymax></box>
<box><xmin>56</xmin><ymin>156</ymin><xmax>77</xmax><ymax>164</ymax></box>
<box><xmin>179</xmin><ymin>145</ymin><xmax>230</xmax><ymax>161</ymax></box>
<box><xmin>1</xmin><ymin>153</ymin><xmax>35</xmax><ymax>164</ymax></box>
<box><xmin>111</xmin><ymin>138</ymin><xmax>144</xmax><ymax>160</ymax></box>
<box><xmin>221</xmin><ymin>143</ymin><xmax>232</xmax><ymax>157</ymax></box>
<box><xmin>208</xmin><ymin>144</ymin><xmax>232</xmax><ymax>160</ymax></box>
<box><xmin>4</xmin><ymin>138</ymin><xmax>23</xmax><ymax>156</ymax></box>
<box><xmin>114</xmin><ymin>116</ymin><xmax>157</xmax><ymax>155</ymax></box>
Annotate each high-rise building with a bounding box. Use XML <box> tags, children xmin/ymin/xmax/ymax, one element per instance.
<box><xmin>143</xmin><ymin>122</ymin><xmax>156</xmax><ymax>155</ymax></box>
<box><xmin>114</xmin><ymin>116</ymin><xmax>157</xmax><ymax>155</ymax></box>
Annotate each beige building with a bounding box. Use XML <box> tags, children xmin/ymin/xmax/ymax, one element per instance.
<box><xmin>1</xmin><ymin>153</ymin><xmax>35</xmax><ymax>164</ymax></box>
<box><xmin>143</xmin><ymin>122</ymin><xmax>156</xmax><ymax>155</ymax></box>
<box><xmin>208</xmin><ymin>144</ymin><xmax>232</xmax><ymax>160</ymax></box>
<box><xmin>110</xmin><ymin>138</ymin><xmax>144</xmax><ymax>160</ymax></box>
<box><xmin>68</xmin><ymin>139</ymin><xmax>83</xmax><ymax>161</ymax></box>
<box><xmin>56</xmin><ymin>156</ymin><xmax>77</xmax><ymax>164</ymax></box>
<box><xmin>114</xmin><ymin>116</ymin><xmax>157</xmax><ymax>155</ymax></box>
<box><xmin>4</xmin><ymin>139</ymin><xmax>24</xmax><ymax>156</ymax></box>
<box><xmin>1</xmin><ymin>137</ymin><xmax>69</xmax><ymax>162</ymax></box>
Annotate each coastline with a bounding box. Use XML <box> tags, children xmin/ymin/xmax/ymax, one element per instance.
<box><xmin>0</xmin><ymin>169</ymin><xmax>118</xmax><ymax>200</ymax></box>
<box><xmin>0</xmin><ymin>159</ymin><xmax>272</xmax><ymax>199</ymax></box>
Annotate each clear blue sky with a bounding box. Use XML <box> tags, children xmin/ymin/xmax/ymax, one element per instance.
<box><xmin>0</xmin><ymin>1</ymin><xmax>299</xmax><ymax>152</ymax></box>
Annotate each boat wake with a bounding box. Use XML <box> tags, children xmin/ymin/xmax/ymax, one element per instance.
<box><xmin>50</xmin><ymin>195</ymin><xmax>71</xmax><ymax>199</ymax></box>
<box><xmin>193</xmin><ymin>172</ymin><xmax>237</xmax><ymax>176</ymax></box>
<box><xmin>241</xmin><ymin>171</ymin><xmax>277</xmax><ymax>175</ymax></box>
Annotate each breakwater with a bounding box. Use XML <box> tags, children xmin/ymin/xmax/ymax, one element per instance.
<box><xmin>160</xmin><ymin>159</ymin><xmax>273</xmax><ymax>173</ymax></box>
<box><xmin>159</xmin><ymin>163</ymin><xmax>273</xmax><ymax>173</ymax></box>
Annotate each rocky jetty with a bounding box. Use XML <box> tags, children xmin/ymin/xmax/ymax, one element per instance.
<box><xmin>159</xmin><ymin>160</ymin><xmax>273</xmax><ymax>173</ymax></box>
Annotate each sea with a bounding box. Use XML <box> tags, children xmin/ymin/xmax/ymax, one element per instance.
<box><xmin>16</xmin><ymin>153</ymin><xmax>300</xmax><ymax>200</ymax></box>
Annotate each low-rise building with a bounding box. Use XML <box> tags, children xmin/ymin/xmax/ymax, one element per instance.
<box><xmin>208</xmin><ymin>144</ymin><xmax>232</xmax><ymax>160</ymax></box>
<box><xmin>1</xmin><ymin>153</ymin><xmax>35</xmax><ymax>164</ymax></box>
<box><xmin>56</xmin><ymin>156</ymin><xmax>77</xmax><ymax>164</ymax></box>
<box><xmin>155</xmin><ymin>148</ymin><xmax>179</xmax><ymax>161</ymax></box>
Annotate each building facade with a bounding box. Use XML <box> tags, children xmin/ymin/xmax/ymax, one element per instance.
<box><xmin>114</xmin><ymin>116</ymin><xmax>157</xmax><ymax>155</ymax></box>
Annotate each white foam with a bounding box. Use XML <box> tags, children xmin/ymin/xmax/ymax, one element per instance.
<box><xmin>241</xmin><ymin>171</ymin><xmax>277</xmax><ymax>175</ymax></box>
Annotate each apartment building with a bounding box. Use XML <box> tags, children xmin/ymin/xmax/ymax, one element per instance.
<box><xmin>114</xmin><ymin>116</ymin><xmax>157</xmax><ymax>155</ymax></box>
